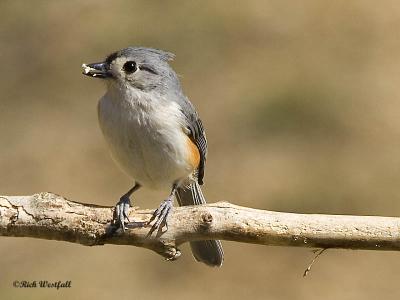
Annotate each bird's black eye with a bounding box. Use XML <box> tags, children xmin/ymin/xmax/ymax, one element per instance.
<box><xmin>123</xmin><ymin>61</ymin><xmax>137</xmax><ymax>73</ymax></box>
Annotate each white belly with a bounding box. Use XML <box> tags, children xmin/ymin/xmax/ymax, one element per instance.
<box><xmin>98</xmin><ymin>91</ymin><xmax>193</xmax><ymax>189</ymax></box>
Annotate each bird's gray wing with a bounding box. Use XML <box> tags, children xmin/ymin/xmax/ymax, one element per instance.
<box><xmin>178</xmin><ymin>98</ymin><xmax>207</xmax><ymax>185</ymax></box>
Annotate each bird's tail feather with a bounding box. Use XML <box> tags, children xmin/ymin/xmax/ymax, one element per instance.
<box><xmin>176</xmin><ymin>182</ymin><xmax>224</xmax><ymax>267</ymax></box>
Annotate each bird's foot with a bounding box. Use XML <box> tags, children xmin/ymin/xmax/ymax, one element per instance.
<box><xmin>147</xmin><ymin>198</ymin><xmax>173</xmax><ymax>236</ymax></box>
<box><xmin>112</xmin><ymin>195</ymin><xmax>131</xmax><ymax>231</ymax></box>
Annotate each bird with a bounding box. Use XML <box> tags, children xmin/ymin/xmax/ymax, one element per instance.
<box><xmin>82</xmin><ymin>47</ymin><xmax>223</xmax><ymax>267</ymax></box>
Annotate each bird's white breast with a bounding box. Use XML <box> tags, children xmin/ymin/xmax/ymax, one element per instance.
<box><xmin>97</xmin><ymin>87</ymin><xmax>193</xmax><ymax>189</ymax></box>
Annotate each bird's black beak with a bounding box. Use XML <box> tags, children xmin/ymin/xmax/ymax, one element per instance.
<box><xmin>82</xmin><ymin>62</ymin><xmax>111</xmax><ymax>79</ymax></box>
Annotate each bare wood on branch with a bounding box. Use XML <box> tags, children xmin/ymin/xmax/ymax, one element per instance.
<box><xmin>1</xmin><ymin>193</ymin><xmax>400</xmax><ymax>261</ymax></box>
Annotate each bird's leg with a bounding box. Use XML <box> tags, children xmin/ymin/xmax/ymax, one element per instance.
<box><xmin>147</xmin><ymin>183</ymin><xmax>177</xmax><ymax>235</ymax></box>
<box><xmin>113</xmin><ymin>183</ymin><xmax>141</xmax><ymax>231</ymax></box>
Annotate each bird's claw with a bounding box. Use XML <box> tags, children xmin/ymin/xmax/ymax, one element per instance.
<box><xmin>147</xmin><ymin>198</ymin><xmax>173</xmax><ymax>235</ymax></box>
<box><xmin>113</xmin><ymin>195</ymin><xmax>131</xmax><ymax>231</ymax></box>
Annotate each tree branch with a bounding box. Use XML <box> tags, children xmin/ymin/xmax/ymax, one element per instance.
<box><xmin>1</xmin><ymin>192</ymin><xmax>400</xmax><ymax>261</ymax></box>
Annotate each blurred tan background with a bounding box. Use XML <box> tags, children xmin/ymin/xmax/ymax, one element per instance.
<box><xmin>1</xmin><ymin>0</ymin><xmax>400</xmax><ymax>299</ymax></box>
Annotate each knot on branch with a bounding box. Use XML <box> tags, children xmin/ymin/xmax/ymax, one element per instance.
<box><xmin>154</xmin><ymin>242</ymin><xmax>181</xmax><ymax>261</ymax></box>
<box><xmin>200</xmin><ymin>212</ymin><xmax>213</xmax><ymax>229</ymax></box>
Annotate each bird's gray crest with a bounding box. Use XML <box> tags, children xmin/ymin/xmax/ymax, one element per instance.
<box><xmin>106</xmin><ymin>47</ymin><xmax>175</xmax><ymax>65</ymax></box>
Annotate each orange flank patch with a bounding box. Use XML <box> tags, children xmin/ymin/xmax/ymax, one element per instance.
<box><xmin>186</xmin><ymin>136</ymin><xmax>200</xmax><ymax>169</ymax></box>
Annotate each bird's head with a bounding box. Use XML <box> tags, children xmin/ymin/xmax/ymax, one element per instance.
<box><xmin>82</xmin><ymin>47</ymin><xmax>179</xmax><ymax>93</ymax></box>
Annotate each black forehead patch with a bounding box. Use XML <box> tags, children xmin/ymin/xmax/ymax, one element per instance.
<box><xmin>105</xmin><ymin>47</ymin><xmax>175</xmax><ymax>65</ymax></box>
<box><xmin>105</xmin><ymin>51</ymin><xmax>120</xmax><ymax>65</ymax></box>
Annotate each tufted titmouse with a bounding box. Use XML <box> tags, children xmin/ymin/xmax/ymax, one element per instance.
<box><xmin>82</xmin><ymin>47</ymin><xmax>223</xmax><ymax>267</ymax></box>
